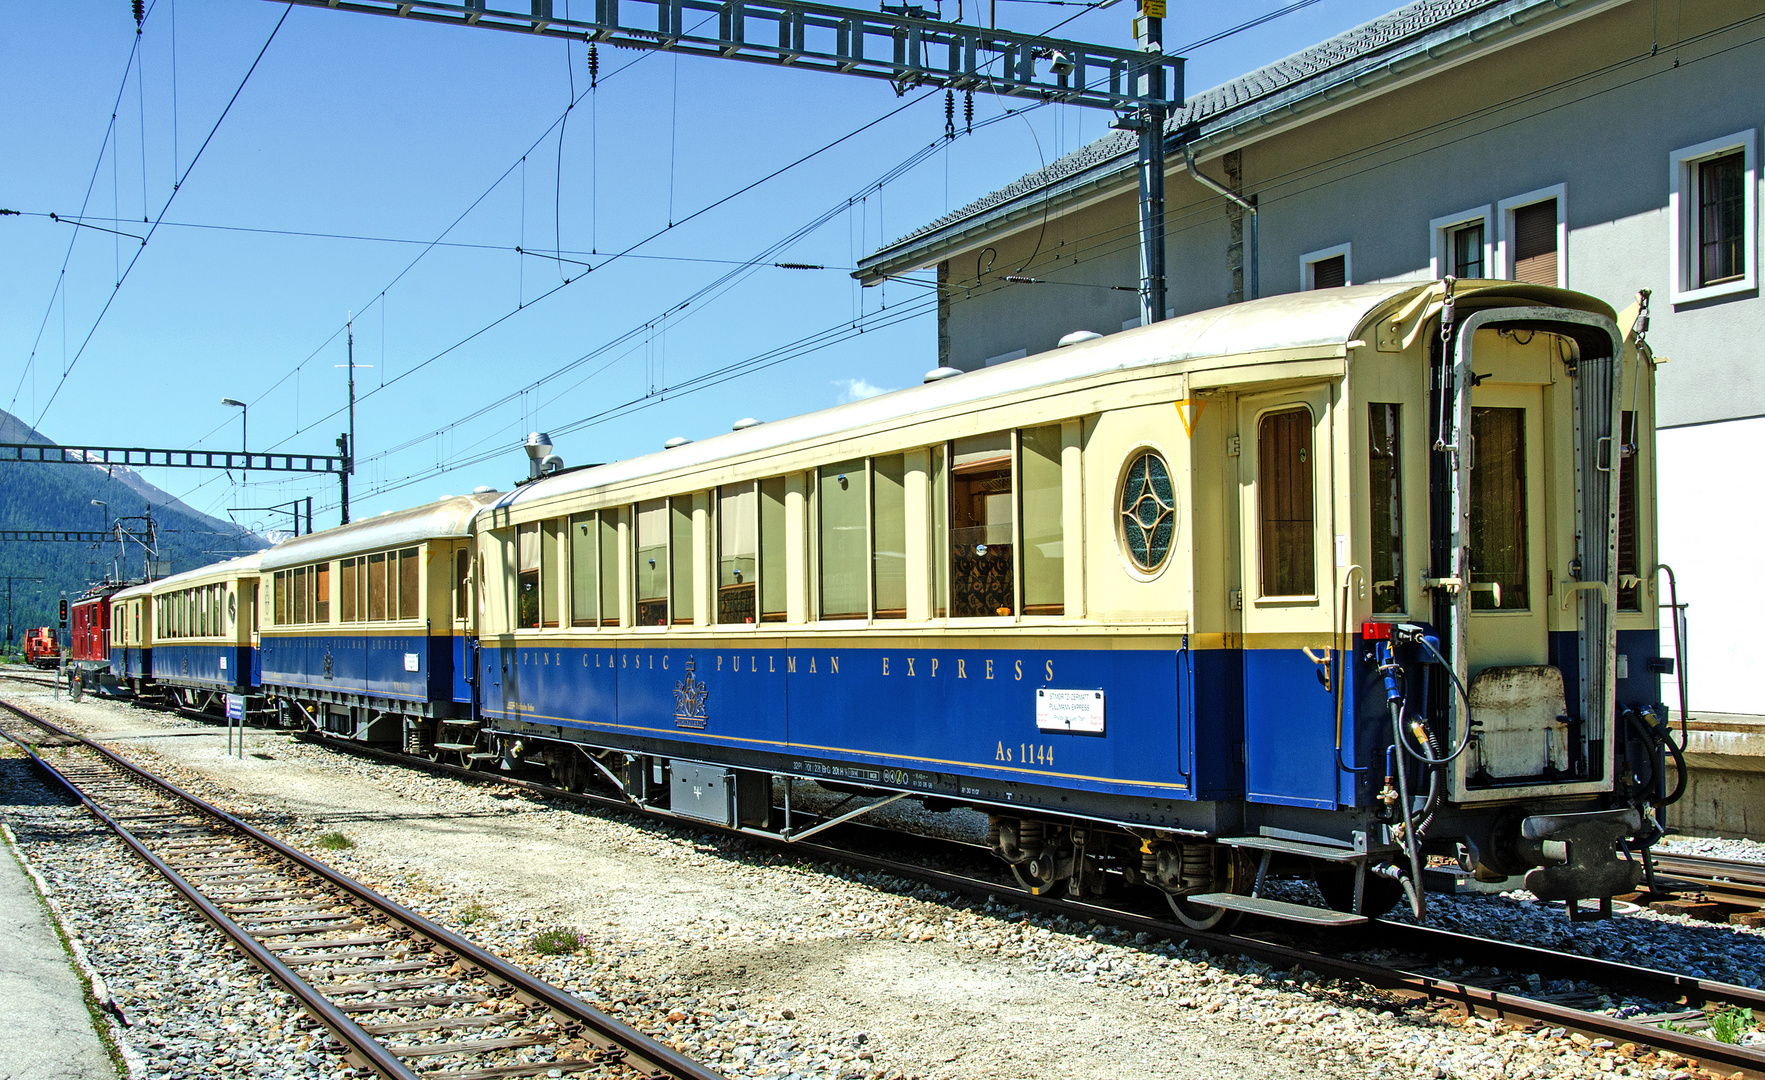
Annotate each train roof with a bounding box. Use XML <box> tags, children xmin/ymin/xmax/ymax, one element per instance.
<box><xmin>115</xmin><ymin>551</ymin><xmax>266</xmax><ymax>599</ymax></box>
<box><xmin>496</xmin><ymin>280</ymin><xmax>1611</xmax><ymax>513</ymax></box>
<box><xmin>259</xmin><ymin>492</ymin><xmax>500</xmax><ymax>570</ymax></box>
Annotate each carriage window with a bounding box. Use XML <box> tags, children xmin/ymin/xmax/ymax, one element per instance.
<box><xmin>539</xmin><ymin>523</ymin><xmax>560</xmax><ymax>627</ymax></box>
<box><xmin>1469</xmin><ymin>407</ymin><xmax>1530</xmax><ymax>610</ymax></box>
<box><xmin>293</xmin><ymin>566</ymin><xmax>309</xmax><ymax>625</ymax></box>
<box><xmin>636</xmin><ymin>499</ymin><xmax>669</xmax><ymax>626</ymax></box>
<box><xmin>872</xmin><ymin>456</ymin><xmax>907</xmax><ymax>619</ymax></box>
<box><xmin>598</xmin><ymin>510</ymin><xmax>621</xmax><ymax>626</ymax></box>
<box><xmin>1368</xmin><ymin>404</ymin><xmax>1405</xmax><ymax>614</ymax></box>
<box><xmin>1617</xmin><ymin>411</ymin><xmax>1641</xmax><ymax>612</ymax></box>
<box><xmin>951</xmin><ymin>433</ymin><xmax>1015</xmax><ymax>617</ymax></box>
<box><xmin>315</xmin><ymin>563</ymin><xmax>331</xmax><ymax>624</ymax></box>
<box><xmin>341</xmin><ymin>558</ymin><xmax>358</xmax><ymax>622</ymax></box>
<box><xmin>398</xmin><ymin>548</ymin><xmax>420</xmax><ymax>620</ymax></box>
<box><xmin>931</xmin><ymin>445</ymin><xmax>948</xmax><ymax>618</ymax></box>
<box><xmin>1020</xmin><ymin>425</ymin><xmax>1065</xmax><ymax>616</ymax></box>
<box><xmin>670</xmin><ymin>499</ymin><xmax>694</xmax><ymax>625</ymax></box>
<box><xmin>570</xmin><ymin>514</ymin><xmax>597</xmax><ymax>627</ymax></box>
<box><xmin>368</xmin><ymin>552</ymin><xmax>389</xmax><ymax>621</ymax></box>
<box><xmin>1258</xmin><ymin>407</ymin><xmax>1316</xmax><ymax>597</ymax></box>
<box><xmin>759</xmin><ymin>477</ymin><xmax>787</xmax><ymax>623</ymax></box>
<box><xmin>819</xmin><ymin>461</ymin><xmax>868</xmax><ymax>619</ymax></box>
<box><xmin>456</xmin><ymin>550</ymin><xmax>471</xmax><ymax>621</ymax></box>
<box><xmin>719</xmin><ymin>485</ymin><xmax>758</xmax><ymax>624</ymax></box>
<box><xmin>516</xmin><ymin>523</ymin><xmax>541</xmax><ymax>629</ymax></box>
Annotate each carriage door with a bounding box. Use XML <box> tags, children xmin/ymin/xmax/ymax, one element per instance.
<box><xmin>1237</xmin><ymin>385</ymin><xmax>1340</xmax><ymax>809</ymax></box>
<box><xmin>1456</xmin><ymin>374</ymin><xmax>1555</xmax><ymax>795</ymax></box>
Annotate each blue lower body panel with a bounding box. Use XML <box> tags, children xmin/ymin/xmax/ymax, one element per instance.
<box><xmin>478</xmin><ymin>640</ymin><xmax>1228</xmax><ymax>803</ymax></box>
<box><xmin>153</xmin><ymin>644</ymin><xmax>253</xmax><ymax>693</ymax></box>
<box><xmin>259</xmin><ymin>633</ymin><xmax>454</xmax><ymax>704</ymax></box>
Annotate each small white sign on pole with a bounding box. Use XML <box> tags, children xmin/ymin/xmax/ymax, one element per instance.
<box><xmin>1036</xmin><ymin>688</ymin><xmax>1105</xmax><ymax>734</ymax></box>
<box><xmin>225</xmin><ymin>694</ymin><xmax>245</xmax><ymax>721</ymax></box>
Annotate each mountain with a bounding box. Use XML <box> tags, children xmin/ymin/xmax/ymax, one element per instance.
<box><xmin>0</xmin><ymin>406</ymin><xmax>269</xmax><ymax>647</ymax></box>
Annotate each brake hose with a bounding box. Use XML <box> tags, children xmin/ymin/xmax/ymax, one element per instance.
<box><xmin>1392</xmin><ymin>633</ymin><xmax>1477</xmax><ymax>767</ymax></box>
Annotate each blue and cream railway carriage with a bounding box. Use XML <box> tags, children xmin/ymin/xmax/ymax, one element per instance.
<box><xmin>458</xmin><ymin>280</ymin><xmax>1669</xmax><ymax>925</ymax></box>
<box><xmin>127</xmin><ymin>554</ymin><xmax>265</xmax><ymax>712</ymax></box>
<box><xmin>257</xmin><ymin>495</ymin><xmax>497</xmax><ymax>748</ymax></box>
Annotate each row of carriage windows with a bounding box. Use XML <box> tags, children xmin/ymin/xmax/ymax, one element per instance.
<box><xmin>271</xmin><ymin>548</ymin><xmax>420</xmax><ymax>626</ymax></box>
<box><xmin>155</xmin><ymin>584</ymin><xmax>229</xmax><ymax>639</ymax></box>
<box><xmin>513</xmin><ymin>426</ymin><xmax>1070</xmax><ymax>630</ymax></box>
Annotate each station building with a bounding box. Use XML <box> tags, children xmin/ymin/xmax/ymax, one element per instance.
<box><xmin>858</xmin><ymin>0</ymin><xmax>1765</xmax><ymax>762</ymax></box>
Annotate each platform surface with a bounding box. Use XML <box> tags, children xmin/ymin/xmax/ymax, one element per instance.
<box><xmin>0</xmin><ymin>834</ymin><xmax>117</xmax><ymax>1079</ymax></box>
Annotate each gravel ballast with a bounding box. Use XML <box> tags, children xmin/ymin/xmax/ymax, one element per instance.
<box><xmin>1</xmin><ymin>682</ymin><xmax>1758</xmax><ymax>1080</ymax></box>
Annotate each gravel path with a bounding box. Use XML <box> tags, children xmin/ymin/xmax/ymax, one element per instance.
<box><xmin>0</xmin><ymin>685</ymin><xmax>1754</xmax><ymax>1080</ymax></box>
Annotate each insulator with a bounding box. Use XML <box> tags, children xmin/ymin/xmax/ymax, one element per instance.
<box><xmin>945</xmin><ymin>89</ymin><xmax>955</xmax><ymax>139</ymax></box>
<box><xmin>964</xmin><ymin>89</ymin><xmax>974</xmax><ymax>133</ymax></box>
<box><xmin>588</xmin><ymin>43</ymin><xmax>599</xmax><ymax>88</ymax></box>
<box><xmin>131</xmin><ymin>0</ymin><xmax>144</xmax><ymax>26</ymax></box>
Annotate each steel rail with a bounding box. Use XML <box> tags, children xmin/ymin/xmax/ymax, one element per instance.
<box><xmin>0</xmin><ymin>698</ymin><xmax>727</xmax><ymax>1080</ymax></box>
<box><xmin>289</xmin><ymin>732</ymin><xmax>1765</xmax><ymax>1077</ymax></box>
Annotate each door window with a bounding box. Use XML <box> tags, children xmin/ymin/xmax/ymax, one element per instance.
<box><xmin>1469</xmin><ymin>407</ymin><xmax>1530</xmax><ymax>610</ymax></box>
<box><xmin>1258</xmin><ymin>407</ymin><xmax>1315</xmax><ymax>597</ymax></box>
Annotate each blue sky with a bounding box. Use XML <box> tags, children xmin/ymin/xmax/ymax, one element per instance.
<box><xmin>3</xmin><ymin>0</ymin><xmax>1399</xmax><ymax>535</ymax></box>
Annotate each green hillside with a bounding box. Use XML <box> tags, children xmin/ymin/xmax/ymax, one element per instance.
<box><xmin>0</xmin><ymin>408</ymin><xmax>268</xmax><ymax>652</ymax></box>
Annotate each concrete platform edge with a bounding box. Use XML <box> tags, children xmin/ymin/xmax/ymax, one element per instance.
<box><xmin>1</xmin><ymin>820</ymin><xmax>144</xmax><ymax>1080</ymax></box>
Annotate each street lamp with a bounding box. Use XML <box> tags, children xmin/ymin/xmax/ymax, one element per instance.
<box><xmin>221</xmin><ymin>397</ymin><xmax>248</xmax><ymax>458</ymax></box>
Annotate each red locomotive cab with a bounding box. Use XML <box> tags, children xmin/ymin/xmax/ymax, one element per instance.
<box><xmin>68</xmin><ymin>595</ymin><xmax>113</xmax><ymax>664</ymax></box>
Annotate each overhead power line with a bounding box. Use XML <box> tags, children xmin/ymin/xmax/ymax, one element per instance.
<box><xmin>26</xmin><ymin>6</ymin><xmax>292</xmax><ymax>430</ymax></box>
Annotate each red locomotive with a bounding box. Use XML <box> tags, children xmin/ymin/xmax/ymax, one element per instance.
<box><xmin>22</xmin><ymin>627</ymin><xmax>57</xmax><ymax>668</ymax></box>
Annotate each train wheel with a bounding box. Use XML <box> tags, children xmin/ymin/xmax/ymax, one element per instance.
<box><xmin>1011</xmin><ymin>855</ymin><xmax>1065</xmax><ymax>897</ymax></box>
<box><xmin>1165</xmin><ymin>847</ymin><xmax>1246</xmax><ymax>932</ymax></box>
<box><xmin>1314</xmin><ymin>866</ymin><xmax>1403</xmax><ymax>918</ymax></box>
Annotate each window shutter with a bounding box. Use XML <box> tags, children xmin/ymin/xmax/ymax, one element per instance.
<box><xmin>1311</xmin><ymin>255</ymin><xmax>1346</xmax><ymax>290</ymax></box>
<box><xmin>1511</xmin><ymin>200</ymin><xmax>1558</xmax><ymax>285</ymax></box>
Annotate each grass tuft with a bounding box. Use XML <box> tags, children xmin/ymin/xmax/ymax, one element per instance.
<box><xmin>314</xmin><ymin>831</ymin><xmax>354</xmax><ymax>851</ymax></box>
<box><xmin>1711</xmin><ymin>1006</ymin><xmax>1755</xmax><ymax>1045</ymax></box>
<box><xmin>456</xmin><ymin>902</ymin><xmax>492</xmax><ymax>927</ymax></box>
<box><xmin>530</xmin><ymin>927</ymin><xmax>587</xmax><ymax>956</ymax></box>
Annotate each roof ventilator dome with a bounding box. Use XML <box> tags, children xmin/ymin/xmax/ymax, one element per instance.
<box><xmin>732</xmin><ymin>417</ymin><xmax>764</xmax><ymax>431</ymax></box>
<box><xmin>664</xmin><ymin>436</ymin><xmax>693</xmax><ymax>449</ymax></box>
<box><xmin>1058</xmin><ymin>330</ymin><xmax>1104</xmax><ymax>347</ymax></box>
<box><xmin>923</xmin><ymin>366</ymin><xmax>963</xmax><ymax>383</ymax></box>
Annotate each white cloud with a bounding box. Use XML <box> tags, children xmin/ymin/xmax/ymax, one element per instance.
<box><xmin>833</xmin><ymin>377</ymin><xmax>892</xmax><ymax>404</ymax></box>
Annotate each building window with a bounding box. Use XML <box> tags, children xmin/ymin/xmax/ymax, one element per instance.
<box><xmin>1367</xmin><ymin>404</ymin><xmax>1405</xmax><ymax>614</ymax></box>
<box><xmin>1430</xmin><ymin>206</ymin><xmax>1493</xmax><ymax>282</ymax></box>
<box><xmin>1301</xmin><ymin>244</ymin><xmax>1351</xmax><ymax>290</ymax></box>
<box><xmin>1671</xmin><ymin>131</ymin><xmax>1756</xmax><ymax>304</ymax></box>
<box><xmin>1497</xmin><ymin>185</ymin><xmax>1566</xmax><ymax>287</ymax></box>
<box><xmin>1258</xmin><ymin>407</ymin><xmax>1315</xmax><ymax>597</ymax></box>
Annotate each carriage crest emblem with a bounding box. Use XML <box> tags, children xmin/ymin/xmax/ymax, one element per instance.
<box><xmin>673</xmin><ymin>657</ymin><xmax>708</xmax><ymax>730</ymax></box>
<box><xmin>322</xmin><ymin>646</ymin><xmax>334</xmax><ymax>679</ymax></box>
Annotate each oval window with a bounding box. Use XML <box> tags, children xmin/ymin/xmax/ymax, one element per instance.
<box><xmin>1119</xmin><ymin>450</ymin><xmax>1177</xmax><ymax>573</ymax></box>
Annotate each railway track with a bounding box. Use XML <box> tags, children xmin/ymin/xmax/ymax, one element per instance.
<box><xmin>0</xmin><ymin>697</ymin><xmax>725</xmax><ymax>1080</ymax></box>
<box><xmin>262</xmin><ymin>729</ymin><xmax>1765</xmax><ymax>1076</ymax></box>
<box><xmin>1647</xmin><ymin>852</ymin><xmax>1765</xmax><ymax>919</ymax></box>
<box><xmin>17</xmin><ymin>686</ymin><xmax>1765</xmax><ymax>1076</ymax></box>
